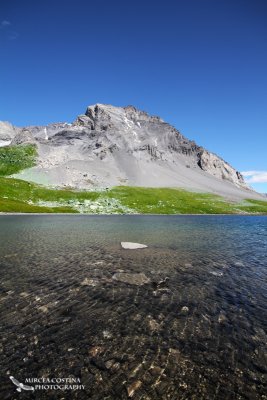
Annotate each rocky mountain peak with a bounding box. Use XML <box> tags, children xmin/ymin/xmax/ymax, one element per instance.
<box><xmin>0</xmin><ymin>103</ymin><xmax>257</xmax><ymax>200</ymax></box>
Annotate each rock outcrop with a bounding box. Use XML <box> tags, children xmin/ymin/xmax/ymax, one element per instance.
<box><xmin>197</xmin><ymin>150</ymin><xmax>246</xmax><ymax>187</ymax></box>
<box><xmin>11</xmin><ymin>128</ymin><xmax>36</xmax><ymax>145</ymax></box>
<box><xmin>0</xmin><ymin>121</ymin><xmax>17</xmax><ymax>146</ymax></box>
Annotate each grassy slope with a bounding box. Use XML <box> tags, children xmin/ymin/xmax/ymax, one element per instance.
<box><xmin>0</xmin><ymin>177</ymin><xmax>101</xmax><ymax>213</ymax></box>
<box><xmin>0</xmin><ymin>144</ymin><xmax>266</xmax><ymax>214</ymax></box>
<box><xmin>108</xmin><ymin>186</ymin><xmax>267</xmax><ymax>214</ymax></box>
<box><xmin>0</xmin><ymin>178</ymin><xmax>267</xmax><ymax>214</ymax></box>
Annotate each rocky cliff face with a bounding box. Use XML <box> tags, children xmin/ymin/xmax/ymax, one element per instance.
<box><xmin>197</xmin><ymin>150</ymin><xmax>246</xmax><ymax>188</ymax></box>
<box><xmin>73</xmin><ymin>104</ymin><xmax>247</xmax><ymax>189</ymax></box>
<box><xmin>0</xmin><ymin>121</ymin><xmax>18</xmax><ymax>146</ymax></box>
<box><xmin>0</xmin><ymin>104</ymin><xmax>255</xmax><ymax>200</ymax></box>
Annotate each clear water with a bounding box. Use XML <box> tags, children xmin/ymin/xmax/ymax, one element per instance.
<box><xmin>0</xmin><ymin>215</ymin><xmax>266</xmax><ymax>399</ymax></box>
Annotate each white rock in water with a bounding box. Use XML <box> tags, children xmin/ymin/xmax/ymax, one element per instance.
<box><xmin>121</xmin><ymin>242</ymin><xmax>147</xmax><ymax>249</ymax></box>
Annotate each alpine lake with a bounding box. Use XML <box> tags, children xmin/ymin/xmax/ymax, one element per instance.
<box><xmin>0</xmin><ymin>215</ymin><xmax>266</xmax><ymax>399</ymax></box>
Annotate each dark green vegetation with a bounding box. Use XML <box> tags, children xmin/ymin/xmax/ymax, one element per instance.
<box><xmin>0</xmin><ymin>144</ymin><xmax>37</xmax><ymax>176</ymax></box>
<box><xmin>0</xmin><ymin>178</ymin><xmax>267</xmax><ymax>214</ymax></box>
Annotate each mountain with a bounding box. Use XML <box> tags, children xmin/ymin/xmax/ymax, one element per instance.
<box><xmin>0</xmin><ymin>104</ymin><xmax>262</xmax><ymax>201</ymax></box>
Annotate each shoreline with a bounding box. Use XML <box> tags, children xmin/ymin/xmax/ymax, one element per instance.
<box><xmin>0</xmin><ymin>212</ymin><xmax>266</xmax><ymax>216</ymax></box>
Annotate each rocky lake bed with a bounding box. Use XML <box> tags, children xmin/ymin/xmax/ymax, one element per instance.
<box><xmin>0</xmin><ymin>215</ymin><xmax>266</xmax><ymax>399</ymax></box>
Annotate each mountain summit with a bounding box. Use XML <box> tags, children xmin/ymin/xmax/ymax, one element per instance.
<box><xmin>0</xmin><ymin>104</ymin><xmax>260</xmax><ymax>200</ymax></box>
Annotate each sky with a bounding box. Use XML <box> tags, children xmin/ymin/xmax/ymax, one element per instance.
<box><xmin>1</xmin><ymin>0</ymin><xmax>267</xmax><ymax>192</ymax></box>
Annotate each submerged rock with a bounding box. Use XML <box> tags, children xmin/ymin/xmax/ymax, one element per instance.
<box><xmin>38</xmin><ymin>305</ymin><xmax>49</xmax><ymax>313</ymax></box>
<box><xmin>121</xmin><ymin>242</ymin><xmax>148</xmax><ymax>249</ymax></box>
<box><xmin>181</xmin><ymin>306</ymin><xmax>189</xmax><ymax>315</ymax></box>
<box><xmin>234</xmin><ymin>261</ymin><xmax>245</xmax><ymax>267</ymax></box>
<box><xmin>209</xmin><ymin>271</ymin><xmax>223</xmax><ymax>277</ymax></box>
<box><xmin>102</xmin><ymin>330</ymin><xmax>113</xmax><ymax>339</ymax></box>
<box><xmin>218</xmin><ymin>311</ymin><xmax>228</xmax><ymax>324</ymax></box>
<box><xmin>81</xmin><ymin>277</ymin><xmax>98</xmax><ymax>286</ymax></box>
<box><xmin>152</xmin><ymin>277</ymin><xmax>169</xmax><ymax>290</ymax></box>
<box><xmin>147</xmin><ymin>315</ymin><xmax>161</xmax><ymax>333</ymax></box>
<box><xmin>127</xmin><ymin>380</ymin><xmax>142</xmax><ymax>397</ymax></box>
<box><xmin>112</xmin><ymin>272</ymin><xmax>151</xmax><ymax>285</ymax></box>
<box><xmin>184</xmin><ymin>263</ymin><xmax>193</xmax><ymax>268</ymax></box>
<box><xmin>88</xmin><ymin>346</ymin><xmax>104</xmax><ymax>357</ymax></box>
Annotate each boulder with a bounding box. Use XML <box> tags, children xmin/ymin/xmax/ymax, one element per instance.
<box><xmin>121</xmin><ymin>242</ymin><xmax>147</xmax><ymax>249</ymax></box>
<box><xmin>112</xmin><ymin>272</ymin><xmax>150</xmax><ymax>286</ymax></box>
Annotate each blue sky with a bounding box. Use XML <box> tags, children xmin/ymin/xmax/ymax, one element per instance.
<box><xmin>1</xmin><ymin>0</ymin><xmax>267</xmax><ymax>192</ymax></box>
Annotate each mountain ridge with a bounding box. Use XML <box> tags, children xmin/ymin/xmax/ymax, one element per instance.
<box><xmin>0</xmin><ymin>104</ymin><xmax>262</xmax><ymax>201</ymax></box>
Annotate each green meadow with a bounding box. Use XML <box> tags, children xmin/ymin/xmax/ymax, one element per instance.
<box><xmin>0</xmin><ymin>178</ymin><xmax>266</xmax><ymax>214</ymax></box>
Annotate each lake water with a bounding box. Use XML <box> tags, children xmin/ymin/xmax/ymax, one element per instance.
<box><xmin>0</xmin><ymin>215</ymin><xmax>266</xmax><ymax>399</ymax></box>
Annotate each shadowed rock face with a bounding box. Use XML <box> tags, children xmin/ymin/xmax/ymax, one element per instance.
<box><xmin>0</xmin><ymin>104</ymin><xmax>258</xmax><ymax>200</ymax></box>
